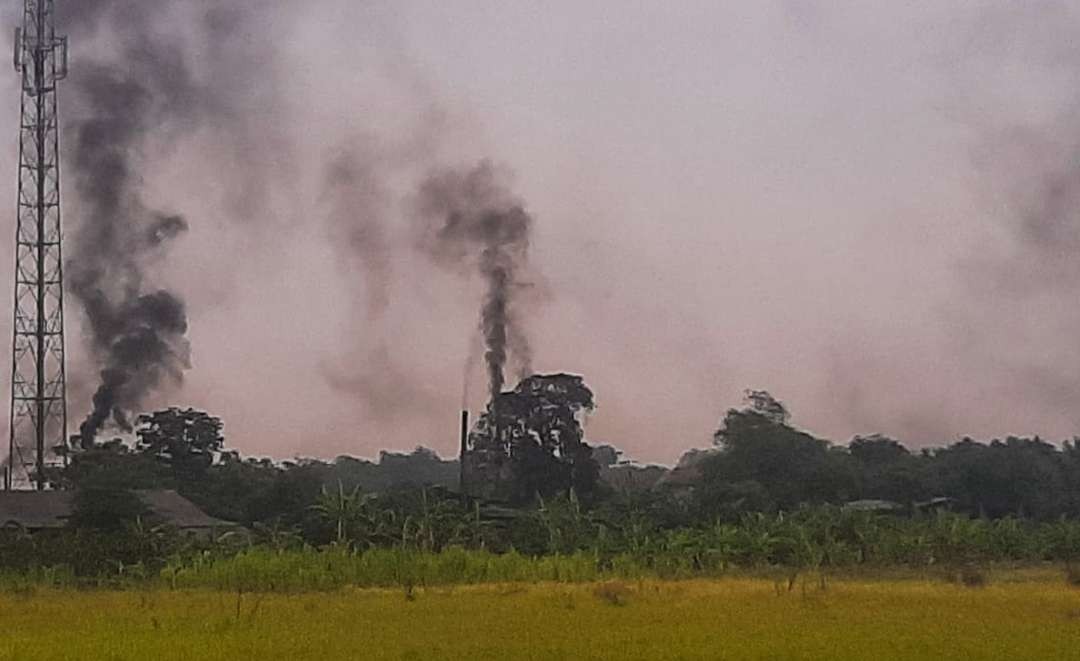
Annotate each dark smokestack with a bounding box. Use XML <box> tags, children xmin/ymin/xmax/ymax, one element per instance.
<box><xmin>460</xmin><ymin>409</ymin><xmax>470</xmax><ymax>457</ymax></box>
<box><xmin>414</xmin><ymin>161</ymin><xmax>534</xmax><ymax>401</ymax></box>
<box><xmin>459</xmin><ymin>409</ymin><xmax>470</xmax><ymax>492</ymax></box>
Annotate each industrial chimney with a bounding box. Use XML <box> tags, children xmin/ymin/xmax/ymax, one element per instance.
<box><xmin>459</xmin><ymin>409</ymin><xmax>469</xmax><ymax>492</ymax></box>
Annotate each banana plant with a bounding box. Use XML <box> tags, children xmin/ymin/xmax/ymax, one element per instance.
<box><xmin>310</xmin><ymin>481</ymin><xmax>383</xmax><ymax>548</ymax></box>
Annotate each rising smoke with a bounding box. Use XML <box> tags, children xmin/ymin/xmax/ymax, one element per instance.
<box><xmin>62</xmin><ymin>0</ymin><xmax>280</xmax><ymax>443</ymax></box>
<box><xmin>66</xmin><ymin>64</ymin><xmax>194</xmax><ymax>442</ymax></box>
<box><xmin>414</xmin><ymin>161</ymin><xmax>534</xmax><ymax>400</ymax></box>
<box><xmin>39</xmin><ymin>2</ymin><xmax>1080</xmax><ymax>461</ymax></box>
<box><xmin>315</xmin><ymin>89</ymin><xmax>457</xmax><ymax>426</ymax></box>
<box><xmin>812</xmin><ymin>2</ymin><xmax>1080</xmax><ymax>445</ymax></box>
<box><xmin>324</xmin><ymin>146</ymin><xmax>393</xmax><ymax>319</ymax></box>
<box><xmin>319</xmin><ymin>144</ymin><xmax>426</xmax><ymax>422</ymax></box>
<box><xmin>942</xmin><ymin>4</ymin><xmax>1080</xmax><ymax>434</ymax></box>
<box><xmin>956</xmin><ymin>121</ymin><xmax>1080</xmax><ymax>416</ymax></box>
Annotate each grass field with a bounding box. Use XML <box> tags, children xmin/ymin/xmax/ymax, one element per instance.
<box><xmin>1</xmin><ymin>573</ymin><xmax>1079</xmax><ymax>660</ymax></box>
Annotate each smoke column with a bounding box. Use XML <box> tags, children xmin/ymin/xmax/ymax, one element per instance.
<box><xmin>61</xmin><ymin>1</ymin><xmax>280</xmax><ymax>442</ymax></box>
<box><xmin>324</xmin><ymin>147</ymin><xmax>393</xmax><ymax>319</ymax></box>
<box><xmin>414</xmin><ymin>161</ymin><xmax>533</xmax><ymax>399</ymax></box>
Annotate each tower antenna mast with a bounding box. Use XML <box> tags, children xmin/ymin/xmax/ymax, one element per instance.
<box><xmin>6</xmin><ymin>0</ymin><xmax>67</xmax><ymax>490</ymax></box>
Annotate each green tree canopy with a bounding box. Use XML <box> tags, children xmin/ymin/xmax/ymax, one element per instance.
<box><xmin>136</xmin><ymin>407</ymin><xmax>224</xmax><ymax>480</ymax></box>
<box><xmin>703</xmin><ymin>390</ymin><xmax>853</xmax><ymax>510</ymax></box>
<box><xmin>467</xmin><ymin>373</ymin><xmax>599</xmax><ymax>503</ymax></box>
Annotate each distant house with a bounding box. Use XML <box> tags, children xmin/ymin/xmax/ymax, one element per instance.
<box><xmin>842</xmin><ymin>499</ymin><xmax>904</xmax><ymax>513</ymax></box>
<box><xmin>915</xmin><ymin>496</ymin><xmax>955</xmax><ymax>513</ymax></box>
<box><xmin>843</xmin><ymin>497</ymin><xmax>955</xmax><ymax>515</ymax></box>
<box><xmin>0</xmin><ymin>489</ymin><xmax>239</xmax><ymax>536</ymax></box>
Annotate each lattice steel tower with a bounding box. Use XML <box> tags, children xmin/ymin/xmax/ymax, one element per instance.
<box><xmin>6</xmin><ymin>0</ymin><xmax>67</xmax><ymax>490</ymax></box>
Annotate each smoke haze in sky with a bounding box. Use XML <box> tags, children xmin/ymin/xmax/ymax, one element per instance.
<box><xmin>1</xmin><ymin>1</ymin><xmax>1078</xmax><ymax>462</ymax></box>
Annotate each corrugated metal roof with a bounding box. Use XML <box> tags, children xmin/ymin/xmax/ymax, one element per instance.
<box><xmin>0</xmin><ymin>489</ymin><xmax>238</xmax><ymax>530</ymax></box>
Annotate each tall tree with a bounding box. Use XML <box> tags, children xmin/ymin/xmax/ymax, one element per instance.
<box><xmin>465</xmin><ymin>373</ymin><xmax>599</xmax><ymax>503</ymax></box>
<box><xmin>703</xmin><ymin>390</ymin><xmax>853</xmax><ymax>510</ymax></box>
<box><xmin>135</xmin><ymin>407</ymin><xmax>224</xmax><ymax>480</ymax></box>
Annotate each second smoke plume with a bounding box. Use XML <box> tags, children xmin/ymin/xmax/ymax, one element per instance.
<box><xmin>415</xmin><ymin>161</ymin><xmax>534</xmax><ymax>400</ymax></box>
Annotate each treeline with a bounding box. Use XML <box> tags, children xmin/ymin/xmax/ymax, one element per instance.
<box><xmin>11</xmin><ymin>387</ymin><xmax>1080</xmax><ymax>580</ymax></box>
<box><xmin>54</xmin><ymin>392</ymin><xmax>1080</xmax><ymax>533</ymax></box>
<box><xmin>54</xmin><ymin>408</ymin><xmax>458</xmax><ymax>528</ymax></box>
<box><xmin>687</xmin><ymin>391</ymin><xmax>1080</xmax><ymax>521</ymax></box>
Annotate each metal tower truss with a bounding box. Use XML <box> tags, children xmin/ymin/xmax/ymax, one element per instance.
<box><xmin>7</xmin><ymin>0</ymin><xmax>67</xmax><ymax>490</ymax></box>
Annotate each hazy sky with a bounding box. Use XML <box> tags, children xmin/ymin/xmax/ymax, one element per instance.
<box><xmin>3</xmin><ymin>1</ymin><xmax>1080</xmax><ymax>464</ymax></box>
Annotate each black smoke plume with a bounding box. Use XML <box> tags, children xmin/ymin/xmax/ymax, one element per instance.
<box><xmin>62</xmin><ymin>1</ymin><xmax>277</xmax><ymax>443</ymax></box>
<box><xmin>414</xmin><ymin>161</ymin><xmax>534</xmax><ymax>399</ymax></box>
<box><xmin>67</xmin><ymin>62</ymin><xmax>193</xmax><ymax>443</ymax></box>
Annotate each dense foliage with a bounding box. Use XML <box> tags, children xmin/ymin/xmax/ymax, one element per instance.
<box><xmin>696</xmin><ymin>391</ymin><xmax>1080</xmax><ymax>520</ymax></box>
<box><xmin>11</xmin><ymin>386</ymin><xmax>1080</xmax><ymax>582</ymax></box>
<box><xmin>465</xmin><ymin>373</ymin><xmax>599</xmax><ymax>502</ymax></box>
<box><xmin>6</xmin><ymin>504</ymin><xmax>1080</xmax><ymax>585</ymax></box>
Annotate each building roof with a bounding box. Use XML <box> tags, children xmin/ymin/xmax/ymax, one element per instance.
<box><xmin>0</xmin><ymin>490</ymin><xmax>70</xmax><ymax>529</ymax></box>
<box><xmin>0</xmin><ymin>489</ymin><xmax>237</xmax><ymax>530</ymax></box>
<box><xmin>842</xmin><ymin>499</ymin><xmax>904</xmax><ymax>512</ymax></box>
<box><xmin>133</xmin><ymin>490</ymin><xmax>238</xmax><ymax>529</ymax></box>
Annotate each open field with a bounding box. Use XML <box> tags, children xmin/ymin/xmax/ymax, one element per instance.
<box><xmin>2</xmin><ymin>574</ymin><xmax>1079</xmax><ymax>660</ymax></box>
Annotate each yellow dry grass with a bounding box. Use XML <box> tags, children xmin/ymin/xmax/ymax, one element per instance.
<box><xmin>1</xmin><ymin>575</ymin><xmax>1079</xmax><ymax>660</ymax></box>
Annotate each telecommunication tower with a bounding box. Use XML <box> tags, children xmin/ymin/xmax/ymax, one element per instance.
<box><xmin>6</xmin><ymin>0</ymin><xmax>67</xmax><ymax>490</ymax></box>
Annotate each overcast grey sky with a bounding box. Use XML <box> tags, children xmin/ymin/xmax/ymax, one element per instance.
<box><xmin>4</xmin><ymin>1</ymin><xmax>1080</xmax><ymax>464</ymax></box>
